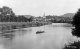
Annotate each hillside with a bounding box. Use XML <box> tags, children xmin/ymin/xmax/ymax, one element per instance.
<box><xmin>61</xmin><ymin>13</ymin><xmax>75</xmax><ymax>18</ymax></box>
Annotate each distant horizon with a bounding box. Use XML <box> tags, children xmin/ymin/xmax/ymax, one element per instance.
<box><xmin>15</xmin><ymin>12</ymin><xmax>75</xmax><ymax>17</ymax></box>
<box><xmin>0</xmin><ymin>0</ymin><xmax>80</xmax><ymax>17</ymax></box>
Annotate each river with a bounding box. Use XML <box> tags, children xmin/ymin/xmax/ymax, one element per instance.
<box><xmin>0</xmin><ymin>23</ymin><xmax>79</xmax><ymax>49</ymax></box>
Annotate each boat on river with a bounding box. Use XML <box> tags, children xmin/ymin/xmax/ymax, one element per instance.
<box><xmin>36</xmin><ymin>31</ymin><xmax>45</xmax><ymax>34</ymax></box>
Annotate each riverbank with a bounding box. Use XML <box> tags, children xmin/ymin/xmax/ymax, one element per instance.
<box><xmin>0</xmin><ymin>21</ymin><xmax>52</xmax><ymax>33</ymax></box>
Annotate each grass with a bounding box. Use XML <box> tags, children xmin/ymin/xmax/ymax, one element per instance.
<box><xmin>0</xmin><ymin>21</ymin><xmax>52</xmax><ymax>31</ymax></box>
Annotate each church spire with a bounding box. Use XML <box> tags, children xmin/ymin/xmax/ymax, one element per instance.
<box><xmin>43</xmin><ymin>12</ymin><xmax>45</xmax><ymax>18</ymax></box>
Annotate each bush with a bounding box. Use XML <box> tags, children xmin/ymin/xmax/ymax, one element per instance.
<box><xmin>63</xmin><ymin>41</ymin><xmax>80</xmax><ymax>49</ymax></box>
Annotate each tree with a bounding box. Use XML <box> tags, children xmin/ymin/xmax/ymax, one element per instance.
<box><xmin>72</xmin><ymin>8</ymin><xmax>80</xmax><ymax>37</ymax></box>
<box><xmin>28</xmin><ymin>16</ymin><xmax>34</xmax><ymax>22</ymax></box>
<box><xmin>0</xmin><ymin>6</ymin><xmax>15</xmax><ymax>16</ymax></box>
<box><xmin>0</xmin><ymin>6</ymin><xmax>16</xmax><ymax>22</ymax></box>
<box><xmin>0</xmin><ymin>6</ymin><xmax>34</xmax><ymax>22</ymax></box>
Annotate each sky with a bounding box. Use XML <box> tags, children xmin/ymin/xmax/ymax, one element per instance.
<box><xmin>0</xmin><ymin>0</ymin><xmax>80</xmax><ymax>16</ymax></box>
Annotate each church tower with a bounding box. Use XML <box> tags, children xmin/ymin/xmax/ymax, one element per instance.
<box><xmin>43</xmin><ymin>12</ymin><xmax>45</xmax><ymax>18</ymax></box>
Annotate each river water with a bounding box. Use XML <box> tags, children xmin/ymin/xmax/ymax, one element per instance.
<box><xmin>0</xmin><ymin>23</ymin><xmax>80</xmax><ymax>49</ymax></box>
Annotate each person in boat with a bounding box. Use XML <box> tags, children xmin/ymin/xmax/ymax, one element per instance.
<box><xmin>36</xmin><ymin>31</ymin><xmax>45</xmax><ymax>34</ymax></box>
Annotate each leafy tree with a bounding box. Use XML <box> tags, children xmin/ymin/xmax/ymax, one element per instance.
<box><xmin>28</xmin><ymin>16</ymin><xmax>34</xmax><ymax>22</ymax></box>
<box><xmin>72</xmin><ymin>8</ymin><xmax>80</xmax><ymax>37</ymax></box>
<box><xmin>0</xmin><ymin>6</ymin><xmax>34</xmax><ymax>22</ymax></box>
<box><xmin>17</xmin><ymin>16</ymin><xmax>28</xmax><ymax>22</ymax></box>
<box><xmin>72</xmin><ymin>9</ymin><xmax>80</xmax><ymax>27</ymax></box>
<box><xmin>0</xmin><ymin>6</ymin><xmax>15</xmax><ymax>16</ymax></box>
<box><xmin>0</xmin><ymin>6</ymin><xmax>16</xmax><ymax>22</ymax></box>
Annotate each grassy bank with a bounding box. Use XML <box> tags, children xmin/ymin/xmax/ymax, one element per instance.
<box><xmin>0</xmin><ymin>21</ymin><xmax>52</xmax><ymax>32</ymax></box>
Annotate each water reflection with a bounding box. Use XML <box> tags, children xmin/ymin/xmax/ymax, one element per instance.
<box><xmin>0</xmin><ymin>23</ymin><xmax>80</xmax><ymax>49</ymax></box>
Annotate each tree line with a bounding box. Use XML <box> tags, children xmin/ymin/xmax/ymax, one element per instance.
<box><xmin>45</xmin><ymin>15</ymin><xmax>72</xmax><ymax>23</ymax></box>
<box><xmin>0</xmin><ymin>6</ymin><xmax>33</xmax><ymax>22</ymax></box>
